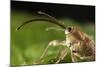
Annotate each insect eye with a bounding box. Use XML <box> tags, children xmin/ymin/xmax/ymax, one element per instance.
<box><xmin>68</xmin><ymin>27</ymin><xmax>72</xmax><ymax>32</ymax></box>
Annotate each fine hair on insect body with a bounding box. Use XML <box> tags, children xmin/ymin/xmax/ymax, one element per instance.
<box><xmin>17</xmin><ymin>11</ymin><xmax>95</xmax><ymax>64</ymax></box>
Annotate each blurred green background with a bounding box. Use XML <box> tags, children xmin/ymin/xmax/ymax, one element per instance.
<box><xmin>11</xmin><ymin>1</ymin><xmax>95</xmax><ymax>66</ymax></box>
<box><xmin>11</xmin><ymin>10</ymin><xmax>95</xmax><ymax>66</ymax></box>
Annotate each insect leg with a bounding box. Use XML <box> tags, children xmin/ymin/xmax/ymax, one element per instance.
<box><xmin>79</xmin><ymin>55</ymin><xmax>95</xmax><ymax>61</ymax></box>
<box><xmin>55</xmin><ymin>47</ymin><xmax>68</xmax><ymax>64</ymax></box>
<box><xmin>71</xmin><ymin>52</ymin><xmax>81</xmax><ymax>62</ymax></box>
<box><xmin>40</xmin><ymin>45</ymin><xmax>50</xmax><ymax>60</ymax></box>
<box><xmin>40</xmin><ymin>40</ymin><xmax>60</xmax><ymax>60</ymax></box>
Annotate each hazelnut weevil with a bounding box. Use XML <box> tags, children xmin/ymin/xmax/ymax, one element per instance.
<box><xmin>17</xmin><ymin>11</ymin><xmax>95</xmax><ymax>63</ymax></box>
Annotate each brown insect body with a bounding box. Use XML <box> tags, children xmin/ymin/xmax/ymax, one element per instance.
<box><xmin>66</xmin><ymin>27</ymin><xmax>95</xmax><ymax>62</ymax></box>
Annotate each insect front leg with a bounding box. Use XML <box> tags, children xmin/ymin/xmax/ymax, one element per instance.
<box><xmin>40</xmin><ymin>40</ymin><xmax>63</xmax><ymax>61</ymax></box>
<box><xmin>55</xmin><ymin>47</ymin><xmax>68</xmax><ymax>64</ymax></box>
<box><xmin>71</xmin><ymin>52</ymin><xmax>81</xmax><ymax>62</ymax></box>
<box><xmin>70</xmin><ymin>41</ymin><xmax>82</xmax><ymax>62</ymax></box>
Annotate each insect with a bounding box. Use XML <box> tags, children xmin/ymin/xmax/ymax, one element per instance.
<box><xmin>17</xmin><ymin>11</ymin><xmax>95</xmax><ymax>63</ymax></box>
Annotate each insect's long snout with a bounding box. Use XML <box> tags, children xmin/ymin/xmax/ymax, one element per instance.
<box><xmin>16</xmin><ymin>11</ymin><xmax>66</xmax><ymax>30</ymax></box>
